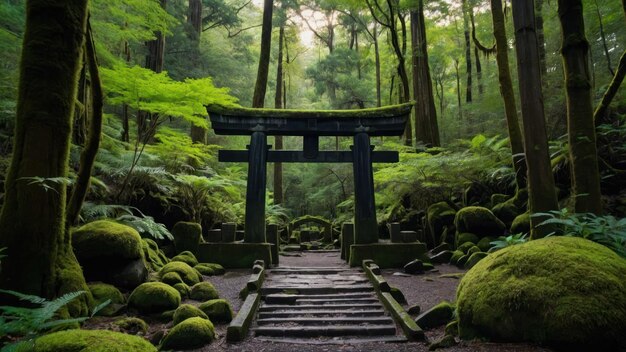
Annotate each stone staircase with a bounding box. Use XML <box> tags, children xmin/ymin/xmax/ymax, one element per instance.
<box><xmin>252</xmin><ymin>266</ymin><xmax>407</xmax><ymax>344</ymax></box>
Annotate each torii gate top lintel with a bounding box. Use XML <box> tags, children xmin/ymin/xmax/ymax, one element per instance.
<box><xmin>206</xmin><ymin>103</ymin><xmax>412</xmax><ymax>245</ymax></box>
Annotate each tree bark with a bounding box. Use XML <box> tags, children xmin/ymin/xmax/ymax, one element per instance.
<box><xmin>410</xmin><ymin>4</ymin><xmax>440</xmax><ymax>147</ymax></box>
<box><xmin>273</xmin><ymin>18</ymin><xmax>285</xmax><ymax>206</ymax></box>
<box><xmin>491</xmin><ymin>0</ymin><xmax>527</xmax><ymax>190</ymax></box>
<box><xmin>252</xmin><ymin>0</ymin><xmax>273</xmax><ymax>108</ymax></box>
<box><xmin>188</xmin><ymin>0</ymin><xmax>207</xmax><ymax>143</ymax></box>
<box><xmin>0</xmin><ymin>0</ymin><xmax>92</xmax><ymax>315</ymax></box>
<box><xmin>462</xmin><ymin>0</ymin><xmax>473</xmax><ymax>103</ymax></box>
<box><xmin>512</xmin><ymin>0</ymin><xmax>560</xmax><ymax>238</ymax></box>
<box><xmin>594</xmin><ymin>0</ymin><xmax>615</xmax><ymax>76</ymax></box>
<box><xmin>374</xmin><ymin>23</ymin><xmax>382</xmax><ymax>107</ymax></box>
<box><xmin>535</xmin><ymin>0</ymin><xmax>547</xmax><ymax>77</ymax></box>
<box><xmin>594</xmin><ymin>50</ymin><xmax>626</xmax><ymax>123</ymax></box>
<box><xmin>557</xmin><ymin>0</ymin><xmax>602</xmax><ymax>214</ymax></box>
<box><xmin>145</xmin><ymin>0</ymin><xmax>166</xmax><ymax>73</ymax></box>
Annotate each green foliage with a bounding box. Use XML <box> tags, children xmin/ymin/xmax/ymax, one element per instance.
<box><xmin>79</xmin><ymin>203</ymin><xmax>172</xmax><ymax>241</ymax></box>
<box><xmin>0</xmin><ymin>290</ymin><xmax>108</xmax><ymax>352</ymax></box>
<box><xmin>536</xmin><ymin>209</ymin><xmax>626</xmax><ymax>258</ymax></box>
<box><xmin>489</xmin><ymin>233</ymin><xmax>528</xmax><ymax>251</ymax></box>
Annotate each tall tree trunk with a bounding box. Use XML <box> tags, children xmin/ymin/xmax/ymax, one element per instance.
<box><xmin>491</xmin><ymin>0</ymin><xmax>527</xmax><ymax>190</ymax></box>
<box><xmin>374</xmin><ymin>23</ymin><xmax>382</xmax><ymax>107</ymax></box>
<box><xmin>462</xmin><ymin>0</ymin><xmax>473</xmax><ymax>103</ymax></box>
<box><xmin>594</xmin><ymin>50</ymin><xmax>626</xmax><ymax>123</ymax></box>
<box><xmin>512</xmin><ymin>0</ymin><xmax>560</xmax><ymax>239</ymax></box>
<box><xmin>557</xmin><ymin>0</ymin><xmax>602</xmax><ymax>214</ymax></box>
<box><xmin>0</xmin><ymin>0</ymin><xmax>92</xmax><ymax>315</ymax></box>
<box><xmin>273</xmin><ymin>20</ymin><xmax>285</xmax><ymax>206</ymax></box>
<box><xmin>410</xmin><ymin>4</ymin><xmax>440</xmax><ymax>147</ymax></box>
<box><xmin>470</xmin><ymin>9</ymin><xmax>483</xmax><ymax>95</ymax></box>
<box><xmin>188</xmin><ymin>0</ymin><xmax>207</xmax><ymax>144</ymax></box>
<box><xmin>455</xmin><ymin>59</ymin><xmax>463</xmax><ymax>123</ymax></box>
<box><xmin>252</xmin><ymin>0</ymin><xmax>273</xmax><ymax>108</ymax></box>
<box><xmin>535</xmin><ymin>0</ymin><xmax>547</xmax><ymax>77</ymax></box>
<box><xmin>145</xmin><ymin>0</ymin><xmax>166</xmax><ymax>73</ymax></box>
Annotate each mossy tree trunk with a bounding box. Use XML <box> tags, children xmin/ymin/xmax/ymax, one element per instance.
<box><xmin>188</xmin><ymin>0</ymin><xmax>207</xmax><ymax>144</ymax></box>
<box><xmin>252</xmin><ymin>0</ymin><xmax>273</xmax><ymax>108</ymax></box>
<box><xmin>491</xmin><ymin>0</ymin><xmax>527</xmax><ymax>190</ymax></box>
<box><xmin>535</xmin><ymin>0</ymin><xmax>547</xmax><ymax>77</ymax></box>
<box><xmin>594</xmin><ymin>50</ymin><xmax>626</xmax><ymax>123</ymax></box>
<box><xmin>462</xmin><ymin>0</ymin><xmax>472</xmax><ymax>103</ymax></box>
<box><xmin>273</xmin><ymin>5</ymin><xmax>285</xmax><ymax>205</ymax></box>
<box><xmin>511</xmin><ymin>0</ymin><xmax>560</xmax><ymax>238</ymax></box>
<box><xmin>0</xmin><ymin>0</ymin><xmax>92</xmax><ymax>314</ymax></box>
<box><xmin>557</xmin><ymin>0</ymin><xmax>602</xmax><ymax>214</ymax></box>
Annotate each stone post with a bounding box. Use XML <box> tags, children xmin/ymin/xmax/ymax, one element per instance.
<box><xmin>352</xmin><ymin>133</ymin><xmax>378</xmax><ymax>244</ymax></box>
<box><xmin>244</xmin><ymin>131</ymin><xmax>267</xmax><ymax>243</ymax></box>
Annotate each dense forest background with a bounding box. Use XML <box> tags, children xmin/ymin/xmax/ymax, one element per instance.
<box><xmin>0</xmin><ymin>0</ymin><xmax>624</xmax><ymax>233</ymax></box>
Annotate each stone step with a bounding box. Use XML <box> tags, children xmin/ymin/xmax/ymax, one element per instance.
<box><xmin>255</xmin><ymin>336</ymin><xmax>408</xmax><ymax>345</ymax></box>
<box><xmin>256</xmin><ymin>316</ymin><xmax>394</xmax><ymax>326</ymax></box>
<box><xmin>265</xmin><ymin>292</ymin><xmax>376</xmax><ymax>300</ymax></box>
<box><xmin>258</xmin><ymin>309</ymin><xmax>387</xmax><ymax>318</ymax></box>
<box><xmin>261</xmin><ymin>286</ymin><xmax>373</xmax><ymax>295</ymax></box>
<box><xmin>259</xmin><ymin>303</ymin><xmax>383</xmax><ymax>311</ymax></box>
<box><xmin>253</xmin><ymin>325</ymin><xmax>398</xmax><ymax>337</ymax></box>
<box><xmin>296</xmin><ymin>297</ymin><xmax>380</xmax><ymax>305</ymax></box>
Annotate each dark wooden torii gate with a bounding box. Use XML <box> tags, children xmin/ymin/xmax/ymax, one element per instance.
<box><xmin>207</xmin><ymin>103</ymin><xmax>412</xmax><ymax>245</ymax></box>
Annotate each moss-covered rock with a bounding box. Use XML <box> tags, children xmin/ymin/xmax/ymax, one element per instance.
<box><xmin>490</xmin><ymin>194</ymin><xmax>509</xmax><ymax>208</ymax></box>
<box><xmin>476</xmin><ymin>237</ymin><xmax>494</xmax><ymax>252</ymax></box>
<box><xmin>171</xmin><ymin>250</ymin><xmax>199</xmax><ymax>267</ymax></box>
<box><xmin>455</xmin><ymin>233</ymin><xmax>479</xmax><ymax>248</ymax></box>
<box><xmin>415</xmin><ymin>301</ymin><xmax>455</xmax><ymax>329</ymax></box>
<box><xmin>33</xmin><ymin>329</ymin><xmax>156</xmax><ymax>352</ymax></box>
<box><xmin>467</xmin><ymin>246</ymin><xmax>481</xmax><ymax>255</ymax></box>
<box><xmin>173</xmin><ymin>304</ymin><xmax>209</xmax><ymax>326</ymax></box>
<box><xmin>113</xmin><ymin>317</ymin><xmax>149</xmax><ymax>335</ymax></box>
<box><xmin>160</xmin><ymin>317</ymin><xmax>215</xmax><ymax>350</ymax></box>
<box><xmin>142</xmin><ymin>238</ymin><xmax>169</xmax><ymax>271</ymax></box>
<box><xmin>456</xmin><ymin>254</ymin><xmax>470</xmax><ymax>268</ymax></box>
<box><xmin>195</xmin><ymin>263</ymin><xmax>226</xmax><ymax>276</ymax></box>
<box><xmin>426</xmin><ymin>202</ymin><xmax>457</xmax><ymax>246</ymax></box>
<box><xmin>510</xmin><ymin>212</ymin><xmax>531</xmax><ymax>235</ymax></box>
<box><xmin>464</xmin><ymin>252</ymin><xmax>488</xmax><ymax>269</ymax></box>
<box><xmin>445</xmin><ymin>320</ymin><xmax>459</xmax><ymax>336</ymax></box>
<box><xmin>72</xmin><ymin>220</ymin><xmax>148</xmax><ymax>289</ymax></box>
<box><xmin>88</xmin><ymin>282</ymin><xmax>125</xmax><ymax>317</ymax></box>
<box><xmin>190</xmin><ymin>282</ymin><xmax>219</xmax><ymax>301</ymax></box>
<box><xmin>456</xmin><ymin>237</ymin><xmax>626</xmax><ymax>350</ymax></box>
<box><xmin>173</xmin><ymin>283</ymin><xmax>190</xmax><ymax>299</ymax></box>
<box><xmin>198</xmin><ymin>299</ymin><xmax>234</xmax><ymax>323</ymax></box>
<box><xmin>457</xmin><ymin>242</ymin><xmax>475</xmax><ymax>254</ymax></box>
<box><xmin>390</xmin><ymin>287</ymin><xmax>407</xmax><ymax>305</ymax></box>
<box><xmin>128</xmin><ymin>282</ymin><xmax>181</xmax><ymax>314</ymax></box>
<box><xmin>449</xmin><ymin>250</ymin><xmax>464</xmax><ymax>265</ymax></box>
<box><xmin>430</xmin><ymin>250</ymin><xmax>453</xmax><ymax>264</ymax></box>
<box><xmin>172</xmin><ymin>221</ymin><xmax>202</xmax><ymax>254</ymax></box>
<box><xmin>159</xmin><ymin>261</ymin><xmax>201</xmax><ymax>286</ymax></box>
<box><xmin>161</xmin><ymin>271</ymin><xmax>184</xmax><ymax>286</ymax></box>
<box><xmin>454</xmin><ymin>207</ymin><xmax>506</xmax><ymax>238</ymax></box>
<box><xmin>491</xmin><ymin>200</ymin><xmax>520</xmax><ymax>228</ymax></box>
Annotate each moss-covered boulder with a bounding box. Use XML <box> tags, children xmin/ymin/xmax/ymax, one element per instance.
<box><xmin>33</xmin><ymin>329</ymin><xmax>156</xmax><ymax>352</ymax></box>
<box><xmin>171</xmin><ymin>250</ymin><xmax>199</xmax><ymax>267</ymax></box>
<box><xmin>455</xmin><ymin>232</ymin><xmax>479</xmax><ymax>248</ymax></box>
<box><xmin>454</xmin><ymin>207</ymin><xmax>505</xmax><ymax>238</ymax></box>
<box><xmin>159</xmin><ymin>261</ymin><xmax>201</xmax><ymax>286</ymax></box>
<box><xmin>195</xmin><ymin>263</ymin><xmax>226</xmax><ymax>276</ymax></box>
<box><xmin>457</xmin><ymin>242</ymin><xmax>475</xmax><ymax>254</ymax></box>
<box><xmin>172</xmin><ymin>221</ymin><xmax>202</xmax><ymax>254</ymax></box>
<box><xmin>72</xmin><ymin>220</ymin><xmax>148</xmax><ymax>288</ymax></box>
<box><xmin>490</xmin><ymin>194</ymin><xmax>509</xmax><ymax>208</ymax></box>
<box><xmin>198</xmin><ymin>299</ymin><xmax>234</xmax><ymax>323</ymax></box>
<box><xmin>491</xmin><ymin>200</ymin><xmax>520</xmax><ymax>228</ymax></box>
<box><xmin>142</xmin><ymin>238</ymin><xmax>169</xmax><ymax>271</ymax></box>
<box><xmin>510</xmin><ymin>212</ymin><xmax>531</xmax><ymax>235</ymax></box>
<box><xmin>415</xmin><ymin>301</ymin><xmax>455</xmax><ymax>329</ymax></box>
<box><xmin>173</xmin><ymin>304</ymin><xmax>209</xmax><ymax>326</ymax></box>
<box><xmin>128</xmin><ymin>282</ymin><xmax>181</xmax><ymax>314</ymax></box>
<box><xmin>173</xmin><ymin>283</ymin><xmax>190</xmax><ymax>299</ymax></box>
<box><xmin>161</xmin><ymin>271</ymin><xmax>184</xmax><ymax>286</ymax></box>
<box><xmin>160</xmin><ymin>317</ymin><xmax>215</xmax><ymax>350</ymax></box>
<box><xmin>476</xmin><ymin>237</ymin><xmax>494</xmax><ymax>252</ymax></box>
<box><xmin>464</xmin><ymin>252</ymin><xmax>488</xmax><ymax>269</ymax></box>
<box><xmin>456</xmin><ymin>237</ymin><xmax>626</xmax><ymax>350</ymax></box>
<box><xmin>190</xmin><ymin>282</ymin><xmax>219</xmax><ymax>301</ymax></box>
<box><xmin>113</xmin><ymin>317</ymin><xmax>149</xmax><ymax>335</ymax></box>
<box><xmin>88</xmin><ymin>282</ymin><xmax>125</xmax><ymax>316</ymax></box>
<box><xmin>449</xmin><ymin>250</ymin><xmax>464</xmax><ymax>265</ymax></box>
<box><xmin>426</xmin><ymin>202</ymin><xmax>457</xmax><ymax>246</ymax></box>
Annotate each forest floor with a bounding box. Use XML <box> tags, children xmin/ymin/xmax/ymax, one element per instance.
<box><xmin>84</xmin><ymin>252</ymin><xmax>553</xmax><ymax>351</ymax></box>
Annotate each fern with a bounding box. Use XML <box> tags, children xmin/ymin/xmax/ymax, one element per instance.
<box><xmin>80</xmin><ymin>202</ymin><xmax>134</xmax><ymax>222</ymax></box>
<box><xmin>116</xmin><ymin>214</ymin><xmax>173</xmax><ymax>241</ymax></box>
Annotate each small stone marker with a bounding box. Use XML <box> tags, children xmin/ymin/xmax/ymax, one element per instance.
<box><xmin>388</xmin><ymin>222</ymin><xmax>401</xmax><ymax>243</ymax></box>
<box><xmin>207</xmin><ymin>229</ymin><xmax>222</xmax><ymax>243</ymax></box>
<box><xmin>401</xmin><ymin>231</ymin><xmax>418</xmax><ymax>243</ymax></box>
<box><xmin>222</xmin><ymin>223</ymin><xmax>236</xmax><ymax>242</ymax></box>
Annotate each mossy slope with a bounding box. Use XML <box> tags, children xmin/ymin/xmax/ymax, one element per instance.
<box><xmin>33</xmin><ymin>329</ymin><xmax>156</xmax><ymax>352</ymax></box>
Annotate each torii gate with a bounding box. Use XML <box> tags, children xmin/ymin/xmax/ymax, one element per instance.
<box><xmin>207</xmin><ymin>103</ymin><xmax>412</xmax><ymax>246</ymax></box>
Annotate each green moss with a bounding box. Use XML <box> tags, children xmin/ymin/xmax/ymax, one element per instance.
<box><xmin>160</xmin><ymin>317</ymin><xmax>215</xmax><ymax>350</ymax></box>
<box><xmin>190</xmin><ymin>282</ymin><xmax>219</xmax><ymax>301</ymax></box>
<box><xmin>173</xmin><ymin>304</ymin><xmax>209</xmax><ymax>326</ymax></box>
<box><xmin>467</xmin><ymin>246</ymin><xmax>481</xmax><ymax>255</ymax></box>
<box><xmin>161</xmin><ymin>272</ymin><xmax>184</xmax><ymax>286</ymax></box>
<box><xmin>171</xmin><ymin>250</ymin><xmax>199</xmax><ymax>267</ymax></box>
<box><xmin>449</xmin><ymin>250</ymin><xmax>464</xmax><ymax>265</ymax></box>
<box><xmin>490</xmin><ymin>194</ymin><xmax>509</xmax><ymax>207</ymax></box>
<box><xmin>456</xmin><ymin>254</ymin><xmax>470</xmax><ymax>268</ymax></box>
<box><xmin>426</xmin><ymin>202</ymin><xmax>457</xmax><ymax>244</ymax></box>
<box><xmin>464</xmin><ymin>252</ymin><xmax>488</xmax><ymax>269</ymax></box>
<box><xmin>88</xmin><ymin>282</ymin><xmax>125</xmax><ymax>317</ymax></box>
<box><xmin>195</xmin><ymin>263</ymin><xmax>226</xmax><ymax>276</ymax></box>
<box><xmin>454</xmin><ymin>207</ymin><xmax>506</xmax><ymax>238</ymax></box>
<box><xmin>128</xmin><ymin>282</ymin><xmax>181</xmax><ymax>314</ymax></box>
<box><xmin>416</xmin><ymin>301</ymin><xmax>455</xmax><ymax>329</ymax></box>
<box><xmin>455</xmin><ymin>233</ymin><xmax>479</xmax><ymax>248</ymax></box>
<box><xmin>510</xmin><ymin>212</ymin><xmax>531</xmax><ymax>235</ymax></box>
<box><xmin>56</xmin><ymin>254</ymin><xmax>94</xmax><ymax>317</ymax></box>
<box><xmin>445</xmin><ymin>320</ymin><xmax>459</xmax><ymax>336</ymax></box>
<box><xmin>142</xmin><ymin>238</ymin><xmax>169</xmax><ymax>271</ymax></box>
<box><xmin>159</xmin><ymin>261</ymin><xmax>201</xmax><ymax>286</ymax></box>
<box><xmin>456</xmin><ymin>237</ymin><xmax>626</xmax><ymax>350</ymax></box>
<box><xmin>491</xmin><ymin>200</ymin><xmax>520</xmax><ymax>228</ymax></box>
<box><xmin>113</xmin><ymin>317</ymin><xmax>149</xmax><ymax>335</ymax></box>
<box><xmin>476</xmin><ymin>237</ymin><xmax>494</xmax><ymax>252</ymax></box>
<box><xmin>173</xmin><ymin>283</ymin><xmax>190</xmax><ymax>299</ymax></box>
<box><xmin>198</xmin><ymin>299</ymin><xmax>234</xmax><ymax>323</ymax></box>
<box><xmin>33</xmin><ymin>329</ymin><xmax>156</xmax><ymax>352</ymax></box>
<box><xmin>457</xmin><ymin>242</ymin><xmax>475</xmax><ymax>254</ymax></box>
<box><xmin>172</xmin><ymin>222</ymin><xmax>202</xmax><ymax>254</ymax></box>
<box><xmin>72</xmin><ymin>220</ymin><xmax>142</xmax><ymax>260</ymax></box>
<box><xmin>207</xmin><ymin>102</ymin><xmax>413</xmax><ymax>119</ymax></box>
